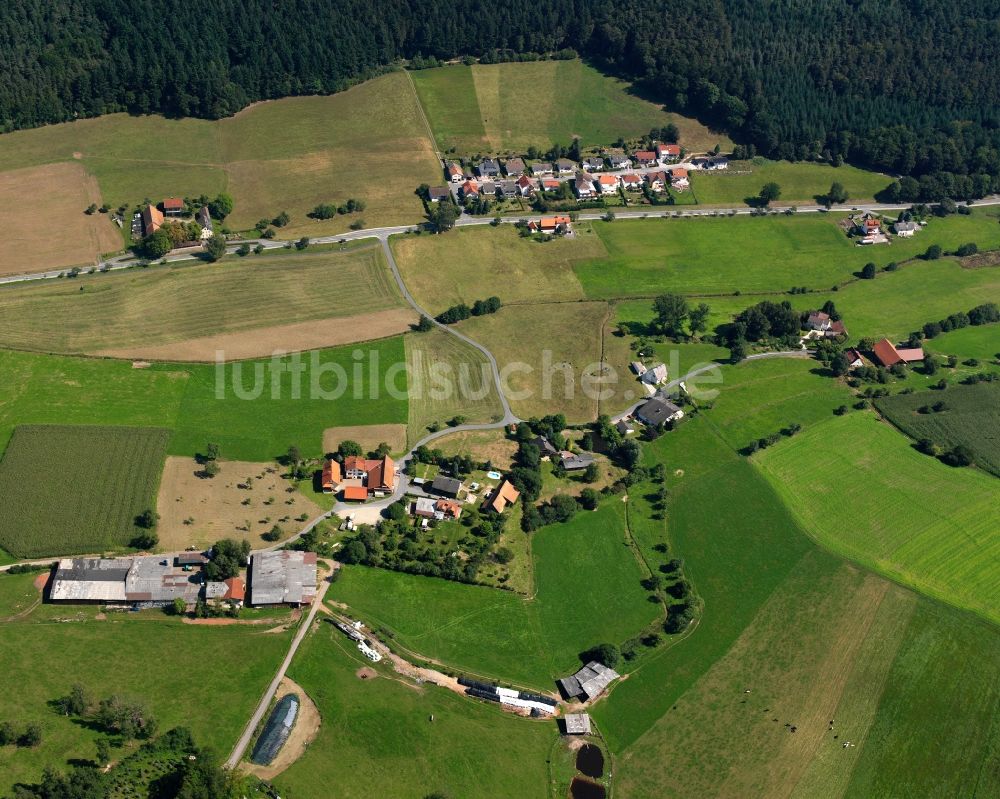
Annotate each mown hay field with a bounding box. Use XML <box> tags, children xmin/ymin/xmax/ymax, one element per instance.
<box><xmin>411</xmin><ymin>60</ymin><xmax>730</xmax><ymax>155</ymax></box>
<box><xmin>755</xmin><ymin>412</ymin><xmax>1000</xmax><ymax>624</ymax></box>
<box><xmin>876</xmin><ymin>382</ymin><xmax>1000</xmax><ymax>477</ymax></box>
<box><xmin>0</xmin><ymin>243</ymin><xmax>407</xmax><ymax>356</ymax></box>
<box><xmin>0</xmin><ymin>425</ymin><xmax>169</xmax><ymax>557</ymax></box>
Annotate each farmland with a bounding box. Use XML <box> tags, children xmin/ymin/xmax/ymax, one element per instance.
<box><xmin>0</xmin><ymin>339</ymin><xmax>408</xmax><ymax>462</ymax></box>
<box><xmin>691</xmin><ymin>158</ymin><xmax>892</xmax><ymax>206</ymax></box>
<box><xmin>455</xmin><ymin>301</ymin><xmax>629</xmax><ymax>422</ymax></box>
<box><xmin>0</xmin><ymin>425</ymin><xmax>169</xmax><ymax>557</ymax></box>
<box><xmin>0</xmin><ymin>162</ymin><xmax>121</xmax><ymax>274</ymax></box>
<box><xmin>0</xmin><ymin>71</ymin><xmax>440</xmax><ymax>265</ymax></box>
<box><xmin>0</xmin><ymin>243</ymin><xmax>410</xmax><ymax>357</ymax></box>
<box><xmin>876</xmin><ymin>382</ymin><xmax>1000</xmax><ymax>477</ymax></box>
<box><xmin>274</xmin><ymin>621</ymin><xmax>555</xmax><ymax>799</ymax></box>
<box><xmin>755</xmin><ymin>412</ymin><xmax>1000</xmax><ymax>624</ymax></box>
<box><xmin>404</xmin><ymin>328</ymin><xmax>505</xmax><ymax>443</ymax></box>
<box><xmin>330</xmin><ymin>500</ymin><xmax>661</xmax><ymax>689</ymax></box>
<box><xmin>926</xmin><ymin>321</ymin><xmax>1000</xmax><ymax>362</ymax></box>
<box><xmin>0</xmin><ymin>596</ymin><xmax>289</xmax><ymax>794</ymax></box>
<box><xmin>391</xmin><ymin>225</ymin><xmax>603</xmax><ymax>316</ymax></box>
<box><xmin>575</xmin><ymin>210</ymin><xmax>1000</xmax><ymax>299</ymax></box>
<box><xmin>411</xmin><ymin>60</ymin><xmax>730</xmax><ymax>155</ymax></box>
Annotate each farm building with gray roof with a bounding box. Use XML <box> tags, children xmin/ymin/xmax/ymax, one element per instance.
<box><xmin>249</xmin><ymin>550</ymin><xmax>318</xmax><ymax>606</ymax></box>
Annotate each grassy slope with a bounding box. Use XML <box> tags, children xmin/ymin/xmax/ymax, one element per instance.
<box><xmin>391</xmin><ymin>225</ymin><xmax>604</xmax><ymax>316</ymax></box>
<box><xmin>927</xmin><ymin>321</ymin><xmax>1000</xmax><ymax>361</ymax></box>
<box><xmin>329</xmin><ymin>501</ymin><xmax>660</xmax><ymax>689</ymax></box>
<box><xmin>0</xmin><ymin>244</ymin><xmax>404</xmax><ymax>354</ymax></box>
<box><xmin>275</xmin><ymin>622</ymin><xmax>554</xmax><ymax>799</ymax></box>
<box><xmin>575</xmin><ymin>210</ymin><xmax>1000</xmax><ymax>299</ymax></box>
<box><xmin>693</xmin><ymin>158</ymin><xmax>891</xmax><ymax>206</ymax></box>
<box><xmin>0</xmin><ymin>596</ymin><xmax>289</xmax><ymax>794</ymax></box>
<box><xmin>755</xmin><ymin>412</ymin><xmax>1000</xmax><ymax>624</ymax></box>
<box><xmin>0</xmin><ymin>72</ymin><xmax>440</xmax><ymax>244</ymax></box>
<box><xmin>876</xmin><ymin>382</ymin><xmax>1000</xmax><ymax>477</ymax></box>
<box><xmin>0</xmin><ymin>425</ymin><xmax>169</xmax><ymax>557</ymax></box>
<box><xmin>0</xmin><ymin>338</ymin><xmax>408</xmax><ymax>461</ymax></box>
<box><xmin>412</xmin><ymin>60</ymin><xmax>729</xmax><ymax>155</ymax></box>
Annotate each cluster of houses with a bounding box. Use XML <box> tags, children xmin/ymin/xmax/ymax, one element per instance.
<box><xmin>436</xmin><ymin>143</ymin><xmax>711</xmax><ymax>205</ymax></box>
<box><xmin>137</xmin><ymin>198</ymin><xmax>214</xmax><ymax>241</ymax></box>
<box><xmin>415</xmin><ymin>472</ymin><xmax>522</xmax><ymax>517</ymax></box>
<box><xmin>48</xmin><ymin>549</ymin><xmax>317</xmax><ymax>609</ymax></box>
<box><xmin>321</xmin><ymin>455</ymin><xmax>397</xmax><ymax>501</ymax></box>
<box><xmin>848</xmin><ymin>212</ymin><xmax>922</xmax><ymax>245</ymax></box>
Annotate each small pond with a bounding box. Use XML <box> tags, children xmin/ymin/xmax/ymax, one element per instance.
<box><xmin>569</xmin><ymin>777</ymin><xmax>606</xmax><ymax>799</ymax></box>
<box><xmin>575</xmin><ymin>744</ymin><xmax>605</xmax><ymax>778</ymax></box>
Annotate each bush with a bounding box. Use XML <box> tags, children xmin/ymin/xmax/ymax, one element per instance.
<box><xmin>955</xmin><ymin>242</ymin><xmax>978</xmax><ymax>257</ymax></box>
<box><xmin>581</xmin><ymin>643</ymin><xmax>621</xmax><ymax>669</ymax></box>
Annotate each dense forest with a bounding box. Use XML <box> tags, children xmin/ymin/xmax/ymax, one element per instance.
<box><xmin>3</xmin><ymin>1</ymin><xmax>1000</xmax><ymax>199</ymax></box>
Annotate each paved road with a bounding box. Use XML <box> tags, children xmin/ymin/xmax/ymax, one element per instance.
<box><xmin>224</xmin><ymin>568</ymin><xmax>333</xmax><ymax>769</ymax></box>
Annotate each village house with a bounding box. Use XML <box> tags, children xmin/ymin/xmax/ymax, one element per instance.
<box><xmin>633</xmin><ymin>150</ymin><xmax>657</xmax><ymax>166</ymax></box>
<box><xmin>555</xmin><ymin>158</ymin><xmax>576</xmax><ymax>175</ymax></box>
<box><xmin>669</xmin><ymin>167</ymin><xmax>690</xmax><ymax>189</ymax></box>
<box><xmin>540</xmin><ymin>178</ymin><xmax>561</xmax><ymax>192</ymax></box>
<box><xmin>427</xmin><ymin>186</ymin><xmax>451</xmax><ymax>203</ymax></box>
<box><xmin>640</xmin><ymin>363</ymin><xmax>668</xmax><ymax>385</ymax></box>
<box><xmin>806</xmin><ymin>311</ymin><xmax>833</xmax><ymax>331</ymax></box>
<box><xmin>826</xmin><ymin>320</ymin><xmax>848</xmax><ymax>338</ymax></box>
<box><xmin>608</xmin><ymin>152</ymin><xmax>631</xmax><ymax>170</ymax></box>
<box><xmin>516</xmin><ymin>175</ymin><xmax>535</xmax><ymax>197</ymax></box>
<box><xmin>531</xmin><ymin>215</ymin><xmax>572</xmax><ymax>234</ymax></box>
<box><xmin>583</xmin><ymin>157</ymin><xmax>605</xmax><ymax>172</ymax></box>
<box><xmin>615</xmin><ymin>418</ymin><xmax>635</xmax><ymax>436</ymax></box>
<box><xmin>893</xmin><ymin>220</ymin><xmax>918</xmax><ymax>237</ymax></box>
<box><xmin>484</xmin><ymin>479</ymin><xmax>520</xmax><ymax>514</ymax></box>
<box><xmin>477</xmin><ymin>158</ymin><xmax>501</xmax><ymax>179</ymax></box>
<box><xmin>414</xmin><ymin>496</ymin><xmax>463</xmax><ymax>520</ymax></box>
<box><xmin>636</xmin><ymin>397</ymin><xmax>684</xmax><ymax>427</ymax></box>
<box><xmin>872</xmin><ymin>338</ymin><xmax>924</xmax><ymax>368</ymax></box>
<box><xmin>479</xmin><ymin>180</ymin><xmax>497</xmax><ymax>197</ymax></box>
<box><xmin>656</xmin><ymin>143</ymin><xmax>681</xmax><ymax>162</ymax></box>
<box><xmin>532</xmin><ymin>162</ymin><xmax>554</xmax><ymax>177</ymax></box>
<box><xmin>249</xmin><ymin>550</ymin><xmax>317</xmax><ymax>607</ymax></box>
<box><xmin>621</xmin><ymin>173</ymin><xmax>643</xmax><ymax>191</ymax></box>
<box><xmin>645</xmin><ymin>171</ymin><xmax>667</xmax><ymax>192</ymax></box>
<box><xmin>844</xmin><ymin>349</ymin><xmax>865</xmax><ymax>369</ymax></box>
<box><xmin>447</xmin><ymin>162</ymin><xmax>464</xmax><ymax>183</ymax></box>
<box><xmin>342</xmin><ymin>454</ymin><xmax>396</xmax><ymax>497</ymax></box>
<box><xmin>596</xmin><ymin>174</ymin><xmax>619</xmax><ymax>194</ymax></box>
<box><xmin>693</xmin><ymin>157</ymin><xmax>729</xmax><ymax>170</ymax></box>
<box><xmin>498</xmin><ymin>180</ymin><xmax>518</xmax><ymax>199</ymax></box>
<box><xmin>560</xmin><ymin>451</ymin><xmax>595</xmax><ymax>471</ymax></box>
<box><xmin>853</xmin><ymin>213</ymin><xmax>886</xmax><ymax>244</ymax></box>
<box><xmin>204</xmin><ymin>576</ymin><xmax>246</xmax><ymax>607</ymax></box>
<box><xmin>430</xmin><ymin>475</ymin><xmax>463</xmax><ymax>498</ymax></box>
<box><xmin>504</xmin><ymin>157</ymin><xmax>526</xmax><ymax>177</ymax></box>
<box><xmin>532</xmin><ymin>435</ymin><xmax>559</xmax><ymax>459</ymax></box>
<box><xmin>196</xmin><ymin>206</ymin><xmax>213</xmax><ymax>239</ymax></box>
<box><xmin>630</xmin><ymin>361</ymin><xmax>647</xmax><ymax>376</ymax></box>
<box><xmin>460</xmin><ymin>179</ymin><xmax>479</xmax><ymax>199</ymax></box>
<box><xmin>162</xmin><ymin>197</ymin><xmax>185</xmax><ymax>217</ymax></box>
<box><xmin>574</xmin><ymin>172</ymin><xmax>596</xmax><ymax>198</ymax></box>
<box><xmin>141</xmin><ymin>204</ymin><xmax>164</xmax><ymax>235</ymax></box>
<box><xmin>321</xmin><ymin>458</ymin><xmax>342</xmax><ymax>493</ymax></box>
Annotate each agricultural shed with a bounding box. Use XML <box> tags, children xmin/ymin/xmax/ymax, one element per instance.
<box><xmin>564</xmin><ymin>713</ymin><xmax>592</xmax><ymax>735</ymax></box>
<box><xmin>50</xmin><ymin>558</ymin><xmax>132</xmax><ymax>603</ymax></box>
<box><xmin>558</xmin><ymin>662</ymin><xmax>620</xmax><ymax>702</ymax></box>
<box><xmin>249</xmin><ymin>551</ymin><xmax>317</xmax><ymax>606</ymax></box>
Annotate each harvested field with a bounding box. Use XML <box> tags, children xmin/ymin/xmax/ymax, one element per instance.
<box><xmin>0</xmin><ymin>243</ymin><xmax>409</xmax><ymax>356</ymax></box>
<box><xmin>155</xmin><ymin>457</ymin><xmax>325</xmax><ymax>550</ymax></box>
<box><xmin>244</xmin><ymin>678</ymin><xmax>321</xmax><ymax>780</ymax></box>
<box><xmin>0</xmin><ymin>425</ymin><xmax>169</xmax><ymax>557</ymax></box>
<box><xmin>322</xmin><ymin>424</ymin><xmax>408</xmax><ymax>456</ymax></box>
<box><xmin>96</xmin><ymin>309</ymin><xmax>416</xmax><ymax>362</ymax></box>
<box><xmin>431</xmin><ymin>429</ymin><xmax>518</xmax><ymax>469</ymax></box>
<box><xmin>0</xmin><ymin>162</ymin><xmax>120</xmax><ymax>275</ymax></box>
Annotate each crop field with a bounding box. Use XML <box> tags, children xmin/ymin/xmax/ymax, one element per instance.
<box><xmin>0</xmin><ymin>425</ymin><xmax>169</xmax><ymax>557</ymax></box>
<box><xmin>701</xmin><ymin>357</ymin><xmax>855</xmax><ymax>451</ymax></box>
<box><xmin>391</xmin><ymin>225</ymin><xmax>605</xmax><ymax>316</ymax></box>
<box><xmin>411</xmin><ymin>60</ymin><xmax>730</xmax><ymax>155</ymax></box>
<box><xmin>0</xmin><ymin>604</ymin><xmax>289</xmax><ymax>794</ymax></box>
<box><xmin>0</xmin><ymin>162</ymin><xmax>122</xmax><ymax>275</ymax></box>
<box><xmin>0</xmin><ymin>339</ymin><xmax>408</xmax><ymax>462</ymax></box>
<box><xmin>456</xmin><ymin>301</ymin><xmax>630</xmax><ymax>422</ymax></box>
<box><xmin>330</xmin><ymin>500</ymin><xmax>661</xmax><ymax>689</ymax></box>
<box><xmin>755</xmin><ymin>412</ymin><xmax>1000</xmax><ymax>624</ymax></box>
<box><xmin>275</xmin><ymin>621</ymin><xmax>555</xmax><ymax>799</ymax></box>
<box><xmin>0</xmin><ymin>72</ymin><xmax>440</xmax><ymax>259</ymax></box>
<box><xmin>0</xmin><ymin>244</ymin><xmax>408</xmax><ymax>356</ymax></box>
<box><xmin>574</xmin><ymin>210</ymin><xmax>1000</xmax><ymax>299</ymax></box>
<box><xmin>692</xmin><ymin>158</ymin><xmax>892</xmax><ymax>206</ymax></box>
<box><xmin>404</xmin><ymin>328</ymin><xmax>505</xmax><ymax>443</ymax></box>
<box><xmin>876</xmin><ymin>382</ymin><xmax>1000</xmax><ymax>477</ymax></box>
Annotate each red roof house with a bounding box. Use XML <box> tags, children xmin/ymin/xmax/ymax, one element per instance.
<box><xmin>321</xmin><ymin>459</ymin><xmax>342</xmax><ymax>493</ymax></box>
<box><xmin>872</xmin><ymin>338</ymin><xmax>923</xmax><ymax>367</ymax></box>
<box><xmin>223</xmin><ymin>577</ymin><xmax>246</xmax><ymax>603</ymax></box>
<box><xmin>162</xmin><ymin>197</ymin><xmax>185</xmax><ymax>216</ymax></box>
<box><xmin>342</xmin><ymin>485</ymin><xmax>369</xmax><ymax>502</ymax></box>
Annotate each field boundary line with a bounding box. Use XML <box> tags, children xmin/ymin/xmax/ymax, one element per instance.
<box><xmin>404</xmin><ymin>69</ymin><xmax>442</xmax><ymax>161</ymax></box>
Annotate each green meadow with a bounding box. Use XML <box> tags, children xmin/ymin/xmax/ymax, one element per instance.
<box><xmin>0</xmin><ymin>339</ymin><xmax>408</xmax><ymax>462</ymax></box>
<box><xmin>926</xmin><ymin>321</ymin><xmax>1000</xmax><ymax>362</ymax></box>
<box><xmin>411</xmin><ymin>60</ymin><xmax>729</xmax><ymax>155</ymax></box>
<box><xmin>0</xmin><ymin>588</ymin><xmax>290</xmax><ymax>794</ymax></box>
<box><xmin>330</xmin><ymin>500</ymin><xmax>661</xmax><ymax>689</ymax></box>
<box><xmin>692</xmin><ymin>158</ymin><xmax>892</xmax><ymax>206</ymax></box>
<box><xmin>575</xmin><ymin>210</ymin><xmax>1000</xmax><ymax>299</ymax></box>
<box><xmin>755</xmin><ymin>412</ymin><xmax>1000</xmax><ymax>624</ymax></box>
<box><xmin>275</xmin><ymin>621</ymin><xmax>555</xmax><ymax>799</ymax></box>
